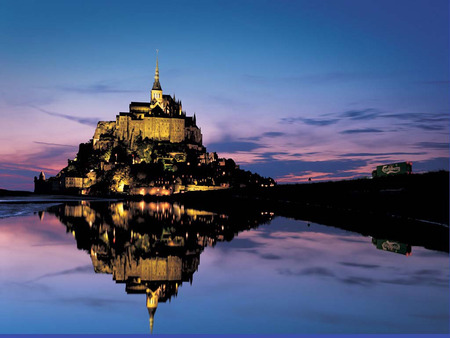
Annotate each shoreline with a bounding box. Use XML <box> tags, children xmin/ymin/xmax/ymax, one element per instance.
<box><xmin>1</xmin><ymin>171</ymin><xmax>447</xmax><ymax>252</ymax></box>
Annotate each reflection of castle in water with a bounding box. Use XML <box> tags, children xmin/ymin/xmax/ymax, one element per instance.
<box><xmin>47</xmin><ymin>201</ymin><xmax>273</xmax><ymax>333</ymax></box>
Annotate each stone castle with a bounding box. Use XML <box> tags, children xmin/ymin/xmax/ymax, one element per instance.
<box><xmin>35</xmin><ymin>56</ymin><xmax>274</xmax><ymax>195</ymax></box>
<box><xmin>93</xmin><ymin>55</ymin><xmax>202</xmax><ymax>152</ymax></box>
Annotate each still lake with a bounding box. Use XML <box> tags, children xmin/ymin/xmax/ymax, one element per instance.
<box><xmin>0</xmin><ymin>201</ymin><xmax>448</xmax><ymax>334</ymax></box>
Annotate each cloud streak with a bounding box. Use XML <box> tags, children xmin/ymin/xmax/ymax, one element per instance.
<box><xmin>339</xmin><ymin>152</ymin><xmax>426</xmax><ymax>157</ymax></box>
<box><xmin>207</xmin><ymin>141</ymin><xmax>263</xmax><ymax>152</ymax></box>
<box><xmin>58</xmin><ymin>83</ymin><xmax>139</xmax><ymax>94</ymax></box>
<box><xmin>340</xmin><ymin>128</ymin><xmax>384</xmax><ymax>134</ymax></box>
<box><xmin>281</xmin><ymin>117</ymin><xmax>339</xmax><ymax>126</ymax></box>
<box><xmin>34</xmin><ymin>141</ymin><xmax>77</xmax><ymax>148</ymax></box>
<box><xmin>414</xmin><ymin>142</ymin><xmax>448</xmax><ymax>149</ymax></box>
<box><xmin>33</xmin><ymin>106</ymin><xmax>100</xmax><ymax>127</ymax></box>
<box><xmin>31</xmin><ymin>264</ymin><xmax>93</xmax><ymax>282</ymax></box>
<box><xmin>281</xmin><ymin>109</ymin><xmax>448</xmax><ymax>133</ymax></box>
<box><xmin>338</xmin><ymin>108</ymin><xmax>381</xmax><ymax>120</ymax></box>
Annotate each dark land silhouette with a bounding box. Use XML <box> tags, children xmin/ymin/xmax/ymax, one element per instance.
<box><xmin>160</xmin><ymin>171</ymin><xmax>449</xmax><ymax>253</ymax></box>
<box><xmin>3</xmin><ymin>171</ymin><xmax>448</xmax><ymax>252</ymax></box>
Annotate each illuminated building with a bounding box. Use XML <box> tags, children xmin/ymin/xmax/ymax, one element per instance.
<box><xmin>34</xmin><ymin>55</ymin><xmax>275</xmax><ymax>195</ymax></box>
<box><xmin>93</xmin><ymin>54</ymin><xmax>203</xmax><ymax>150</ymax></box>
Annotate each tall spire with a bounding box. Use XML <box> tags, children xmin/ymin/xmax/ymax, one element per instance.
<box><xmin>152</xmin><ymin>49</ymin><xmax>162</xmax><ymax>91</ymax></box>
<box><xmin>155</xmin><ymin>49</ymin><xmax>159</xmax><ymax>80</ymax></box>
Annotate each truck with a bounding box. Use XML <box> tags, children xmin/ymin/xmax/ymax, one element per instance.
<box><xmin>372</xmin><ymin>238</ymin><xmax>412</xmax><ymax>256</ymax></box>
<box><xmin>372</xmin><ymin>161</ymin><xmax>412</xmax><ymax>178</ymax></box>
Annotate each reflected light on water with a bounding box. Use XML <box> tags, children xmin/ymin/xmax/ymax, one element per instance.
<box><xmin>0</xmin><ymin>201</ymin><xmax>447</xmax><ymax>334</ymax></box>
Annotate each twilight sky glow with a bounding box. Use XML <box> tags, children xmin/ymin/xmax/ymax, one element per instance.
<box><xmin>0</xmin><ymin>0</ymin><xmax>448</xmax><ymax>190</ymax></box>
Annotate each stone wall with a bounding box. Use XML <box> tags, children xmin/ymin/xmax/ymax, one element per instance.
<box><xmin>185</xmin><ymin>125</ymin><xmax>202</xmax><ymax>144</ymax></box>
<box><xmin>113</xmin><ymin>255</ymin><xmax>183</xmax><ymax>282</ymax></box>
<box><xmin>93</xmin><ymin>110</ymin><xmax>200</xmax><ymax>154</ymax></box>
<box><xmin>111</xmin><ymin>115</ymin><xmax>185</xmax><ymax>144</ymax></box>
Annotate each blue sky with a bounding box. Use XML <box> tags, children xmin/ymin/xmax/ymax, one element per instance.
<box><xmin>0</xmin><ymin>0</ymin><xmax>448</xmax><ymax>190</ymax></box>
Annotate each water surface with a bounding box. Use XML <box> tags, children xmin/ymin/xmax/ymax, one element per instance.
<box><xmin>0</xmin><ymin>201</ymin><xmax>448</xmax><ymax>334</ymax></box>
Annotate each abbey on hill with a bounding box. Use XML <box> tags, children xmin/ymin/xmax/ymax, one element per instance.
<box><xmin>35</xmin><ymin>56</ymin><xmax>274</xmax><ymax>195</ymax></box>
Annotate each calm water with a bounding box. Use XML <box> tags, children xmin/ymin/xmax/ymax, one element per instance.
<box><xmin>0</xmin><ymin>201</ymin><xmax>448</xmax><ymax>334</ymax></box>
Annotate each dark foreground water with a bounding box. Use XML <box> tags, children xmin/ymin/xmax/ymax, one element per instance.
<box><xmin>0</xmin><ymin>201</ymin><xmax>448</xmax><ymax>334</ymax></box>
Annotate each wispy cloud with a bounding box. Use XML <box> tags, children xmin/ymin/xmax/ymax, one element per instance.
<box><xmin>414</xmin><ymin>142</ymin><xmax>449</xmax><ymax>149</ymax></box>
<box><xmin>57</xmin><ymin>296</ymin><xmax>133</xmax><ymax>308</ymax></box>
<box><xmin>260</xmin><ymin>253</ymin><xmax>282</xmax><ymax>260</ymax></box>
<box><xmin>340</xmin><ymin>128</ymin><xmax>384</xmax><ymax>134</ymax></box>
<box><xmin>262</xmin><ymin>131</ymin><xmax>286</xmax><ymax>138</ymax></box>
<box><xmin>34</xmin><ymin>141</ymin><xmax>77</xmax><ymax>148</ymax></box>
<box><xmin>340</xmin><ymin>276</ymin><xmax>376</xmax><ymax>286</ymax></box>
<box><xmin>339</xmin><ymin>262</ymin><xmax>380</xmax><ymax>269</ymax></box>
<box><xmin>207</xmin><ymin>141</ymin><xmax>263</xmax><ymax>152</ymax></box>
<box><xmin>278</xmin><ymin>267</ymin><xmax>335</xmax><ymax>277</ymax></box>
<box><xmin>26</xmin><ymin>145</ymin><xmax>76</xmax><ymax>163</ymax></box>
<box><xmin>33</xmin><ymin>106</ymin><xmax>100</xmax><ymax>127</ymax></box>
<box><xmin>338</xmin><ymin>108</ymin><xmax>381</xmax><ymax>120</ymax></box>
<box><xmin>0</xmin><ymin>162</ymin><xmax>58</xmax><ymax>175</ymax></box>
<box><xmin>380</xmin><ymin>112</ymin><xmax>449</xmax><ymax>131</ymax></box>
<box><xmin>0</xmin><ymin>140</ymin><xmax>76</xmax><ymax>190</ymax></box>
<box><xmin>280</xmin><ymin>117</ymin><xmax>339</xmax><ymax>126</ymax></box>
<box><xmin>239</xmin><ymin>131</ymin><xmax>286</xmax><ymax>142</ymax></box>
<box><xmin>339</xmin><ymin>152</ymin><xmax>426</xmax><ymax>157</ymax></box>
<box><xmin>380</xmin><ymin>269</ymin><xmax>449</xmax><ymax>288</ymax></box>
<box><xmin>414</xmin><ymin>124</ymin><xmax>446</xmax><ymax>131</ymax></box>
<box><xmin>58</xmin><ymin>83</ymin><xmax>139</xmax><ymax>94</ymax></box>
<box><xmin>30</xmin><ymin>264</ymin><xmax>93</xmax><ymax>282</ymax></box>
<box><xmin>281</xmin><ymin>109</ymin><xmax>448</xmax><ymax>133</ymax></box>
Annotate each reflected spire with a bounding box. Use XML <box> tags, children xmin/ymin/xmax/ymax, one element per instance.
<box><xmin>146</xmin><ymin>288</ymin><xmax>159</xmax><ymax>334</ymax></box>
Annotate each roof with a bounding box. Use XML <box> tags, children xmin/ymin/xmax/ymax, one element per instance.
<box><xmin>151</xmin><ymin>105</ymin><xmax>164</xmax><ymax>116</ymax></box>
<box><xmin>185</xmin><ymin>116</ymin><xmax>196</xmax><ymax>126</ymax></box>
<box><xmin>130</xmin><ymin>102</ymin><xmax>150</xmax><ymax>106</ymax></box>
<box><xmin>152</xmin><ymin>80</ymin><xmax>162</xmax><ymax>91</ymax></box>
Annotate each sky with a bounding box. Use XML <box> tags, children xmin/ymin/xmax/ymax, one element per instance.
<box><xmin>0</xmin><ymin>0</ymin><xmax>448</xmax><ymax>190</ymax></box>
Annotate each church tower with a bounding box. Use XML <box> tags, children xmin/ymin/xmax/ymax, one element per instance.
<box><xmin>151</xmin><ymin>51</ymin><xmax>163</xmax><ymax>106</ymax></box>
